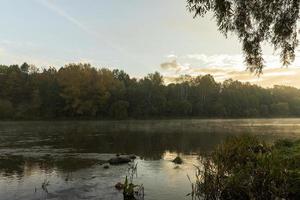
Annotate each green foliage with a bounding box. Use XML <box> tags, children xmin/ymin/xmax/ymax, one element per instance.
<box><xmin>0</xmin><ymin>99</ymin><xmax>14</xmax><ymax>119</ymax></box>
<box><xmin>190</xmin><ymin>74</ymin><xmax>220</xmax><ymax>116</ymax></box>
<box><xmin>109</xmin><ymin>100</ymin><xmax>129</xmax><ymax>119</ymax></box>
<box><xmin>189</xmin><ymin>135</ymin><xmax>300</xmax><ymax>200</ymax></box>
<box><xmin>166</xmin><ymin>100</ymin><xmax>192</xmax><ymax>116</ymax></box>
<box><xmin>122</xmin><ymin>163</ymin><xmax>144</xmax><ymax>200</ymax></box>
<box><xmin>187</xmin><ymin>0</ymin><xmax>300</xmax><ymax>74</ymax></box>
<box><xmin>289</xmin><ymin>97</ymin><xmax>300</xmax><ymax>115</ymax></box>
<box><xmin>1</xmin><ymin>62</ymin><xmax>300</xmax><ymax>119</ymax></box>
<box><xmin>270</xmin><ymin>102</ymin><xmax>290</xmax><ymax>116</ymax></box>
<box><xmin>123</xmin><ymin>176</ymin><xmax>136</xmax><ymax>200</ymax></box>
<box><xmin>57</xmin><ymin>64</ymin><xmax>115</xmax><ymax>117</ymax></box>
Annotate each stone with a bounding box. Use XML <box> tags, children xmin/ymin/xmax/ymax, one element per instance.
<box><xmin>129</xmin><ymin>154</ymin><xmax>137</xmax><ymax>159</ymax></box>
<box><xmin>108</xmin><ymin>156</ymin><xmax>131</xmax><ymax>165</ymax></box>
<box><xmin>172</xmin><ymin>156</ymin><xmax>183</xmax><ymax>164</ymax></box>
<box><xmin>103</xmin><ymin>163</ymin><xmax>110</xmax><ymax>169</ymax></box>
<box><xmin>115</xmin><ymin>182</ymin><xmax>124</xmax><ymax>190</ymax></box>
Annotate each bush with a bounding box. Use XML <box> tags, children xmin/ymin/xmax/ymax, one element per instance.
<box><xmin>189</xmin><ymin>135</ymin><xmax>300</xmax><ymax>200</ymax></box>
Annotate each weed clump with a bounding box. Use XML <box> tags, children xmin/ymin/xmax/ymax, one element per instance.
<box><xmin>188</xmin><ymin>135</ymin><xmax>300</xmax><ymax>200</ymax></box>
<box><xmin>117</xmin><ymin>163</ymin><xmax>144</xmax><ymax>200</ymax></box>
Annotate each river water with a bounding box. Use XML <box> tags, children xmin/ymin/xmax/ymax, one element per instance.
<box><xmin>0</xmin><ymin>119</ymin><xmax>300</xmax><ymax>200</ymax></box>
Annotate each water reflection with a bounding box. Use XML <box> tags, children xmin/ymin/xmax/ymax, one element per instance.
<box><xmin>0</xmin><ymin>155</ymin><xmax>25</xmax><ymax>178</ymax></box>
<box><xmin>0</xmin><ymin>153</ymin><xmax>203</xmax><ymax>200</ymax></box>
<box><xmin>1</xmin><ymin>119</ymin><xmax>295</xmax><ymax>160</ymax></box>
<box><xmin>0</xmin><ymin>120</ymin><xmax>237</xmax><ymax>160</ymax></box>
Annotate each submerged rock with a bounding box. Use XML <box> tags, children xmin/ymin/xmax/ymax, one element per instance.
<box><xmin>115</xmin><ymin>182</ymin><xmax>124</xmax><ymax>190</ymax></box>
<box><xmin>103</xmin><ymin>164</ymin><xmax>110</xmax><ymax>169</ymax></box>
<box><xmin>108</xmin><ymin>154</ymin><xmax>136</xmax><ymax>165</ymax></box>
<box><xmin>129</xmin><ymin>154</ymin><xmax>137</xmax><ymax>159</ymax></box>
<box><xmin>172</xmin><ymin>156</ymin><xmax>183</xmax><ymax>164</ymax></box>
<box><xmin>108</xmin><ymin>156</ymin><xmax>131</xmax><ymax>165</ymax></box>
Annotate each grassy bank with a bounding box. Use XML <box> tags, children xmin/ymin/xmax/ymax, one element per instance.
<box><xmin>189</xmin><ymin>135</ymin><xmax>300</xmax><ymax>200</ymax></box>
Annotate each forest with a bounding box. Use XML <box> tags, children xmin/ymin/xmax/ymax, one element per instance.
<box><xmin>0</xmin><ymin>62</ymin><xmax>300</xmax><ymax>120</ymax></box>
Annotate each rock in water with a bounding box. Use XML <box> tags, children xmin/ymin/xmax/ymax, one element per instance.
<box><xmin>129</xmin><ymin>154</ymin><xmax>137</xmax><ymax>159</ymax></box>
<box><xmin>108</xmin><ymin>157</ymin><xmax>131</xmax><ymax>165</ymax></box>
<box><xmin>172</xmin><ymin>156</ymin><xmax>183</xmax><ymax>164</ymax></box>
<box><xmin>103</xmin><ymin>164</ymin><xmax>110</xmax><ymax>169</ymax></box>
<box><xmin>115</xmin><ymin>182</ymin><xmax>124</xmax><ymax>190</ymax></box>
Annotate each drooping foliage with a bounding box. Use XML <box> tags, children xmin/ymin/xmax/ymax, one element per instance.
<box><xmin>1</xmin><ymin>62</ymin><xmax>300</xmax><ymax>119</ymax></box>
<box><xmin>187</xmin><ymin>0</ymin><xmax>300</xmax><ymax>74</ymax></box>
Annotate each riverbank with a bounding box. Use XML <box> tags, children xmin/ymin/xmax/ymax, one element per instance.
<box><xmin>189</xmin><ymin>135</ymin><xmax>300</xmax><ymax>199</ymax></box>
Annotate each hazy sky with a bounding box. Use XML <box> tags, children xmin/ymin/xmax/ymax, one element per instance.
<box><xmin>0</xmin><ymin>0</ymin><xmax>299</xmax><ymax>87</ymax></box>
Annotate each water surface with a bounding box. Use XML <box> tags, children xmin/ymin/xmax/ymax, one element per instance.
<box><xmin>1</xmin><ymin>119</ymin><xmax>300</xmax><ymax>200</ymax></box>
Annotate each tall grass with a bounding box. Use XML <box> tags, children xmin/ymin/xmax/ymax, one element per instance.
<box><xmin>188</xmin><ymin>135</ymin><xmax>300</xmax><ymax>200</ymax></box>
<box><xmin>123</xmin><ymin>162</ymin><xmax>144</xmax><ymax>200</ymax></box>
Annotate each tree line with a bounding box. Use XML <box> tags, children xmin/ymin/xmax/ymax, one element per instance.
<box><xmin>0</xmin><ymin>63</ymin><xmax>299</xmax><ymax>120</ymax></box>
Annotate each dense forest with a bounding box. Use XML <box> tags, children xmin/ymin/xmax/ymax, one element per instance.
<box><xmin>0</xmin><ymin>63</ymin><xmax>300</xmax><ymax>120</ymax></box>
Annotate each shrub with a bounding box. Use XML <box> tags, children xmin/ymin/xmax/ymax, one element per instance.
<box><xmin>189</xmin><ymin>135</ymin><xmax>300</xmax><ymax>200</ymax></box>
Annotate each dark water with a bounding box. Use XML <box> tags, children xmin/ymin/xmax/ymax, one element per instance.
<box><xmin>0</xmin><ymin>119</ymin><xmax>300</xmax><ymax>200</ymax></box>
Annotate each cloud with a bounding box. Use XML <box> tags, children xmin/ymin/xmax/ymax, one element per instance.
<box><xmin>183</xmin><ymin>53</ymin><xmax>300</xmax><ymax>69</ymax></box>
<box><xmin>160</xmin><ymin>53</ymin><xmax>300</xmax><ymax>88</ymax></box>
<box><xmin>166</xmin><ymin>54</ymin><xmax>178</xmax><ymax>59</ymax></box>
<box><xmin>163</xmin><ymin>66</ymin><xmax>300</xmax><ymax>88</ymax></box>
<box><xmin>160</xmin><ymin>60</ymin><xmax>180</xmax><ymax>70</ymax></box>
<box><xmin>185</xmin><ymin>54</ymin><xmax>244</xmax><ymax>70</ymax></box>
<box><xmin>160</xmin><ymin>59</ymin><xmax>190</xmax><ymax>73</ymax></box>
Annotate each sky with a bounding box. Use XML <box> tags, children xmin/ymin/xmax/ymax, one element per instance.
<box><xmin>0</xmin><ymin>0</ymin><xmax>300</xmax><ymax>87</ymax></box>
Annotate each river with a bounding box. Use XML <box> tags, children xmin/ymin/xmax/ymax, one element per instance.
<box><xmin>0</xmin><ymin>119</ymin><xmax>300</xmax><ymax>200</ymax></box>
